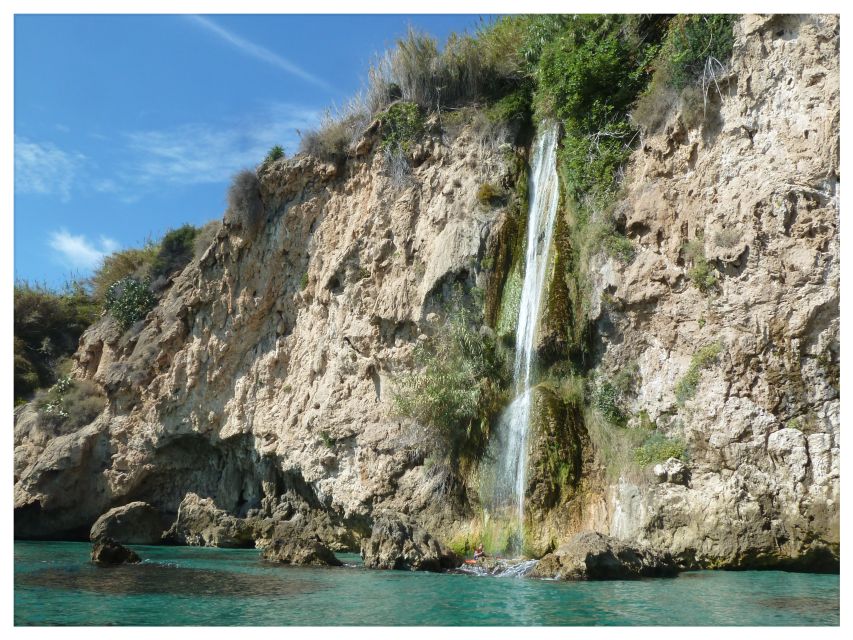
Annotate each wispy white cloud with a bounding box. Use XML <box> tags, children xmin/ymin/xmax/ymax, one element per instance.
<box><xmin>122</xmin><ymin>102</ymin><xmax>320</xmax><ymax>187</ymax></box>
<box><xmin>15</xmin><ymin>137</ymin><xmax>87</xmax><ymax>202</ymax></box>
<box><xmin>186</xmin><ymin>15</ymin><xmax>332</xmax><ymax>91</ymax></box>
<box><xmin>48</xmin><ymin>229</ymin><xmax>119</xmax><ymax>271</ymax></box>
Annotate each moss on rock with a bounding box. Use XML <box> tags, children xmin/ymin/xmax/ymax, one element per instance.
<box><xmin>525</xmin><ymin>385</ymin><xmax>585</xmax><ymax>514</ymax></box>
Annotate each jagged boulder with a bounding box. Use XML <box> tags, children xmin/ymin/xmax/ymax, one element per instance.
<box><xmin>91</xmin><ymin>538</ymin><xmax>141</xmax><ymax>565</ymax></box>
<box><xmin>259</xmin><ymin>521</ymin><xmax>342</xmax><ymax>566</ymax></box>
<box><xmin>89</xmin><ymin>501</ymin><xmax>164</xmax><ymax>544</ymax></box>
<box><xmin>163</xmin><ymin>493</ymin><xmax>255</xmax><ymax>548</ymax></box>
<box><xmin>360</xmin><ymin>513</ymin><xmax>461</xmax><ymax>572</ymax></box>
<box><xmin>529</xmin><ymin>531</ymin><xmax>678</xmax><ymax>580</ymax></box>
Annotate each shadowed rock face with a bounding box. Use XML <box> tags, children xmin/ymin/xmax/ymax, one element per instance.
<box><xmin>361</xmin><ymin>513</ymin><xmax>460</xmax><ymax>572</ymax></box>
<box><xmin>90</xmin><ymin>502</ymin><xmax>164</xmax><ymax>545</ymax></box>
<box><xmin>91</xmin><ymin>538</ymin><xmax>141</xmax><ymax>566</ymax></box>
<box><xmin>529</xmin><ymin>531</ymin><xmax>677</xmax><ymax>580</ymax></box>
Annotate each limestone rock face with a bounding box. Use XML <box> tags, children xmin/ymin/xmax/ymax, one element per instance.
<box><xmin>591</xmin><ymin>14</ymin><xmax>840</xmax><ymax>570</ymax></box>
<box><xmin>91</xmin><ymin>538</ymin><xmax>141</xmax><ymax>565</ymax></box>
<box><xmin>164</xmin><ymin>493</ymin><xmax>255</xmax><ymax>548</ymax></box>
<box><xmin>90</xmin><ymin>502</ymin><xmax>164</xmax><ymax>545</ymax></box>
<box><xmin>13</xmin><ymin>116</ymin><xmax>518</xmax><ymax>546</ymax></box>
<box><xmin>652</xmin><ymin>458</ymin><xmax>689</xmax><ymax>486</ymax></box>
<box><xmin>360</xmin><ymin>513</ymin><xmax>460</xmax><ymax>572</ymax></box>
<box><xmin>529</xmin><ymin>531</ymin><xmax>677</xmax><ymax>580</ymax></box>
<box><xmin>259</xmin><ymin>521</ymin><xmax>342</xmax><ymax>566</ymax></box>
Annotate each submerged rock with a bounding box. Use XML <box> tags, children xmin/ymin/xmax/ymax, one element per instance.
<box><xmin>529</xmin><ymin>531</ymin><xmax>677</xmax><ymax>580</ymax></box>
<box><xmin>163</xmin><ymin>493</ymin><xmax>255</xmax><ymax>548</ymax></box>
<box><xmin>259</xmin><ymin>521</ymin><xmax>341</xmax><ymax>566</ymax></box>
<box><xmin>91</xmin><ymin>538</ymin><xmax>141</xmax><ymax>565</ymax></box>
<box><xmin>360</xmin><ymin>513</ymin><xmax>461</xmax><ymax>572</ymax></box>
<box><xmin>90</xmin><ymin>501</ymin><xmax>164</xmax><ymax>545</ymax></box>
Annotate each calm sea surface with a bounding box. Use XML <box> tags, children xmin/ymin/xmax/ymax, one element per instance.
<box><xmin>14</xmin><ymin>541</ymin><xmax>839</xmax><ymax>626</ymax></box>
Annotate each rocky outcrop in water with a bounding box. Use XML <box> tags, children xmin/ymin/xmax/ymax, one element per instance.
<box><xmin>259</xmin><ymin>521</ymin><xmax>341</xmax><ymax>566</ymax></box>
<box><xmin>529</xmin><ymin>532</ymin><xmax>677</xmax><ymax>580</ymax></box>
<box><xmin>91</xmin><ymin>538</ymin><xmax>141</xmax><ymax>565</ymax></box>
<box><xmin>360</xmin><ymin>513</ymin><xmax>460</xmax><ymax>571</ymax></box>
<box><xmin>163</xmin><ymin>493</ymin><xmax>255</xmax><ymax>548</ymax></box>
<box><xmin>90</xmin><ymin>501</ymin><xmax>164</xmax><ymax>545</ymax></box>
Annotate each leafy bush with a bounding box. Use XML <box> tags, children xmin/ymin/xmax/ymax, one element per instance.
<box><xmin>151</xmin><ymin>224</ymin><xmax>198</xmax><ymax>280</ymax></box>
<box><xmin>380</xmin><ymin>102</ymin><xmax>424</xmax><ymax>152</ymax></box>
<box><xmin>393</xmin><ymin>296</ymin><xmax>508</xmax><ymax>468</ymax></box>
<box><xmin>36</xmin><ymin>376</ymin><xmax>105</xmax><ymax>431</ymax></box>
<box><xmin>633</xmin><ymin>432</ymin><xmax>686</xmax><ymax>467</ymax></box>
<box><xmin>683</xmin><ymin>240</ymin><xmax>718</xmax><ymax>293</ymax></box>
<box><xmin>224</xmin><ymin>169</ymin><xmax>264</xmax><ymax>233</ymax></box>
<box><xmin>104</xmin><ymin>276</ymin><xmax>156</xmax><ymax>330</ymax></box>
<box><xmin>632</xmin><ymin>15</ymin><xmax>737</xmax><ymax>132</ymax></box>
<box><xmin>592</xmin><ymin>364</ymin><xmax>639</xmax><ymax>428</ymax></box>
<box><xmin>593</xmin><ymin>380</ymin><xmax>626</xmax><ymax>426</ymax></box>
<box><xmin>664</xmin><ymin>15</ymin><xmax>736</xmax><ymax>90</ymax></box>
<box><xmin>13</xmin><ymin>281</ymin><xmax>99</xmax><ymax>401</ymax></box>
<box><xmin>485</xmin><ymin>87</ymin><xmax>533</xmax><ymax>125</ymax></box>
<box><xmin>265</xmin><ymin>144</ymin><xmax>285</xmax><ymax>163</ymax></box>
<box><xmin>90</xmin><ymin>244</ymin><xmax>158</xmax><ymax>304</ymax></box>
<box><xmin>674</xmin><ymin>342</ymin><xmax>722</xmax><ymax>404</ymax></box>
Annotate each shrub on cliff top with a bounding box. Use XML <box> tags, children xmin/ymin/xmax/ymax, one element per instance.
<box><xmin>265</xmin><ymin>144</ymin><xmax>285</xmax><ymax>163</ymax></box>
<box><xmin>90</xmin><ymin>243</ymin><xmax>159</xmax><ymax>304</ymax></box>
<box><xmin>380</xmin><ymin>102</ymin><xmax>424</xmax><ymax>153</ymax></box>
<box><xmin>224</xmin><ymin>169</ymin><xmax>264</xmax><ymax>233</ymax></box>
<box><xmin>150</xmin><ymin>224</ymin><xmax>198</xmax><ymax>281</ymax></box>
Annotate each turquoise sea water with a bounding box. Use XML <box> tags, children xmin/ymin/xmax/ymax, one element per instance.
<box><xmin>14</xmin><ymin>541</ymin><xmax>839</xmax><ymax>626</ymax></box>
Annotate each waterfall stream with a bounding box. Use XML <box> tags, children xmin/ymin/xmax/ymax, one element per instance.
<box><xmin>485</xmin><ymin>123</ymin><xmax>560</xmax><ymax>555</ymax></box>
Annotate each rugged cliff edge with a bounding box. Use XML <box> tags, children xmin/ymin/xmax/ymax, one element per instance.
<box><xmin>14</xmin><ymin>14</ymin><xmax>839</xmax><ymax>571</ymax></box>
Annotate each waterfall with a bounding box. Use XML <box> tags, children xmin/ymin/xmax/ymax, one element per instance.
<box><xmin>485</xmin><ymin>123</ymin><xmax>560</xmax><ymax>556</ymax></box>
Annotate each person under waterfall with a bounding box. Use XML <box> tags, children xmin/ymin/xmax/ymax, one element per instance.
<box><xmin>473</xmin><ymin>544</ymin><xmax>485</xmax><ymax>560</ymax></box>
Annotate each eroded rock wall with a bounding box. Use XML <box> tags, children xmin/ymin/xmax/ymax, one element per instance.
<box><xmin>14</xmin><ymin>119</ymin><xmax>521</xmax><ymax>545</ymax></box>
<box><xmin>591</xmin><ymin>14</ymin><xmax>839</xmax><ymax>568</ymax></box>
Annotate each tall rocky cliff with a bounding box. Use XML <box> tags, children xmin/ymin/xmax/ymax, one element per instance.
<box><xmin>14</xmin><ymin>14</ymin><xmax>839</xmax><ymax>570</ymax></box>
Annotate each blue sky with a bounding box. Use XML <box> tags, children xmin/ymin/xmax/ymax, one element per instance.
<box><xmin>14</xmin><ymin>14</ymin><xmax>490</xmax><ymax>286</ymax></box>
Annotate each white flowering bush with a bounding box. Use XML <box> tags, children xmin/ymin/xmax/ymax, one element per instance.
<box><xmin>104</xmin><ymin>276</ymin><xmax>155</xmax><ymax>330</ymax></box>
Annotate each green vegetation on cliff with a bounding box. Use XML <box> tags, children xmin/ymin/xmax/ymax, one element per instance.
<box><xmin>15</xmin><ymin>218</ymin><xmax>220</xmax><ymax>402</ymax></box>
<box><xmin>13</xmin><ymin>281</ymin><xmax>99</xmax><ymax>403</ymax></box>
<box><xmin>393</xmin><ymin>291</ymin><xmax>509</xmax><ymax>472</ymax></box>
